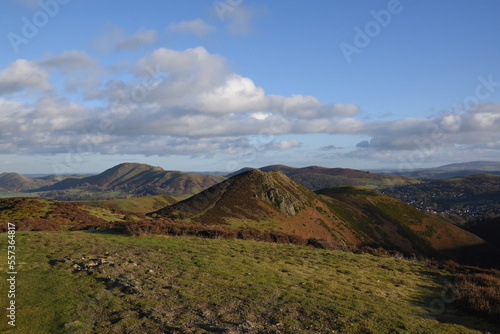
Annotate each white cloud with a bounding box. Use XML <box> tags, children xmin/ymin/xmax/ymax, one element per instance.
<box><xmin>266</xmin><ymin>140</ymin><xmax>302</xmax><ymax>150</ymax></box>
<box><xmin>134</xmin><ymin>47</ymin><xmax>230</xmax><ymax>107</ymax></box>
<box><xmin>0</xmin><ymin>47</ymin><xmax>367</xmax><ymax>157</ymax></box>
<box><xmin>194</xmin><ymin>75</ymin><xmax>267</xmax><ymax>113</ymax></box>
<box><xmin>0</xmin><ymin>59</ymin><xmax>51</xmax><ymax>94</ymax></box>
<box><xmin>115</xmin><ymin>28</ymin><xmax>158</xmax><ymax>51</ymax></box>
<box><xmin>4</xmin><ymin>46</ymin><xmax>499</xmax><ymax>164</ymax></box>
<box><xmin>40</xmin><ymin>50</ymin><xmax>98</xmax><ymax>73</ymax></box>
<box><xmin>136</xmin><ymin>46</ymin><xmax>226</xmax><ymax>76</ymax></box>
<box><xmin>251</xmin><ymin>112</ymin><xmax>271</xmax><ymax>120</ymax></box>
<box><xmin>0</xmin><ymin>96</ymin><xmax>90</xmax><ymax>154</ymax></box>
<box><xmin>166</xmin><ymin>19</ymin><xmax>216</xmax><ymax>38</ymax></box>
<box><xmin>346</xmin><ymin>103</ymin><xmax>500</xmax><ymax>167</ymax></box>
<box><xmin>39</xmin><ymin>50</ymin><xmax>103</xmax><ymax>94</ymax></box>
<box><xmin>93</xmin><ymin>25</ymin><xmax>158</xmax><ymax>52</ymax></box>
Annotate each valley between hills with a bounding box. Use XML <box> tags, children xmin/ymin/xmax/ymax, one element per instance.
<box><xmin>1</xmin><ymin>161</ymin><xmax>499</xmax><ymax>333</ymax></box>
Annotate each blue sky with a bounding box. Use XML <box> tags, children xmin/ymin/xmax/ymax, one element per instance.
<box><xmin>1</xmin><ymin>0</ymin><xmax>500</xmax><ymax>174</ymax></box>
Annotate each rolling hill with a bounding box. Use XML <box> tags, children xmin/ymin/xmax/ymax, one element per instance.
<box><xmin>34</xmin><ymin>163</ymin><xmax>226</xmax><ymax>200</ymax></box>
<box><xmin>0</xmin><ymin>173</ymin><xmax>90</xmax><ymax>197</ymax></box>
<box><xmin>155</xmin><ymin>169</ymin><xmax>498</xmax><ymax>267</ymax></box>
<box><xmin>0</xmin><ymin>172</ymin><xmax>50</xmax><ymax>191</ymax></box>
<box><xmin>317</xmin><ymin>186</ymin><xmax>500</xmax><ymax>268</ymax></box>
<box><xmin>84</xmin><ymin>195</ymin><xmax>180</xmax><ymax>213</ymax></box>
<box><xmin>228</xmin><ymin>164</ymin><xmax>419</xmax><ymax>190</ymax></box>
<box><xmin>379</xmin><ymin>161</ymin><xmax>500</xmax><ymax>179</ymax></box>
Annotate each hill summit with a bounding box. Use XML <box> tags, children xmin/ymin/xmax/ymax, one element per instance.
<box><xmin>0</xmin><ymin>172</ymin><xmax>37</xmax><ymax>191</ymax></box>
<box><xmin>155</xmin><ymin>169</ymin><xmax>315</xmax><ymax>222</ymax></box>
<box><xmin>36</xmin><ymin>163</ymin><xmax>225</xmax><ymax>199</ymax></box>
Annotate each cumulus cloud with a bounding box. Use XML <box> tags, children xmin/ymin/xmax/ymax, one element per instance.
<box><xmin>166</xmin><ymin>19</ymin><xmax>216</xmax><ymax>38</ymax></box>
<box><xmin>0</xmin><ymin>96</ymin><xmax>90</xmax><ymax>154</ymax></box>
<box><xmin>194</xmin><ymin>75</ymin><xmax>267</xmax><ymax>113</ymax></box>
<box><xmin>3</xmin><ymin>45</ymin><xmax>499</xmax><ymax>164</ymax></box>
<box><xmin>0</xmin><ymin>46</ymin><xmax>370</xmax><ymax>157</ymax></box>
<box><xmin>346</xmin><ymin>103</ymin><xmax>500</xmax><ymax>166</ymax></box>
<box><xmin>0</xmin><ymin>59</ymin><xmax>51</xmax><ymax>94</ymax></box>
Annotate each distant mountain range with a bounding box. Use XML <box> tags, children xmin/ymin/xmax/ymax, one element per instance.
<box><xmin>1</xmin><ymin>167</ymin><xmax>499</xmax><ymax>268</ymax></box>
<box><xmin>0</xmin><ymin>162</ymin><xmax>420</xmax><ymax>200</ymax></box>
<box><xmin>1</xmin><ymin>160</ymin><xmax>500</xmax><ymax>203</ymax></box>
<box><xmin>228</xmin><ymin>164</ymin><xmax>418</xmax><ymax>190</ymax></box>
<box><xmin>33</xmin><ymin>163</ymin><xmax>226</xmax><ymax>200</ymax></box>
<box><xmin>378</xmin><ymin>161</ymin><xmax>500</xmax><ymax>179</ymax></box>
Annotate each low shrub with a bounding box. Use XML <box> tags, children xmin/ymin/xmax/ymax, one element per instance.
<box><xmin>454</xmin><ymin>269</ymin><xmax>500</xmax><ymax>324</ymax></box>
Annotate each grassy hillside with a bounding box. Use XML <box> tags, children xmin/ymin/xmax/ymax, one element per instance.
<box><xmin>34</xmin><ymin>163</ymin><xmax>225</xmax><ymax>200</ymax></box>
<box><xmin>0</xmin><ymin>197</ymin><xmax>139</xmax><ymax>231</ymax></box>
<box><xmin>155</xmin><ymin>170</ymin><xmax>346</xmax><ymax>244</ymax></box>
<box><xmin>0</xmin><ymin>173</ymin><xmax>86</xmax><ymax>194</ymax></box>
<box><xmin>0</xmin><ymin>231</ymin><xmax>497</xmax><ymax>333</ymax></box>
<box><xmin>155</xmin><ymin>171</ymin><xmax>497</xmax><ymax>267</ymax></box>
<box><xmin>0</xmin><ymin>173</ymin><xmax>36</xmax><ymax>191</ymax></box>
<box><xmin>84</xmin><ymin>195</ymin><xmax>181</xmax><ymax>213</ymax></box>
<box><xmin>318</xmin><ymin>187</ymin><xmax>500</xmax><ymax>268</ymax></box>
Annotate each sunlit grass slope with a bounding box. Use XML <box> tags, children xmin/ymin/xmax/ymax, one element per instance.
<box><xmin>0</xmin><ymin>231</ymin><xmax>497</xmax><ymax>333</ymax></box>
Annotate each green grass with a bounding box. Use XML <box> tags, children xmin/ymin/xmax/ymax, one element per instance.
<box><xmin>0</xmin><ymin>197</ymin><xmax>54</xmax><ymax>222</ymax></box>
<box><xmin>0</xmin><ymin>192</ymin><xmax>37</xmax><ymax>199</ymax></box>
<box><xmin>80</xmin><ymin>205</ymin><xmax>133</xmax><ymax>222</ymax></box>
<box><xmin>83</xmin><ymin>195</ymin><xmax>180</xmax><ymax>213</ymax></box>
<box><xmin>0</xmin><ymin>231</ymin><xmax>497</xmax><ymax>333</ymax></box>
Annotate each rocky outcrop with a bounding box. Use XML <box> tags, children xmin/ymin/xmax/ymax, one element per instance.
<box><xmin>257</xmin><ymin>187</ymin><xmax>302</xmax><ymax>216</ymax></box>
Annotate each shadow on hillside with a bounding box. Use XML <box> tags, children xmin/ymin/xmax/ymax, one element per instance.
<box><xmin>410</xmin><ymin>272</ymin><xmax>499</xmax><ymax>333</ymax></box>
<box><xmin>441</xmin><ymin>243</ymin><xmax>500</xmax><ymax>270</ymax></box>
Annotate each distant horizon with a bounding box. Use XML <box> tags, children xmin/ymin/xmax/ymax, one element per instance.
<box><xmin>8</xmin><ymin>159</ymin><xmax>500</xmax><ymax>177</ymax></box>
